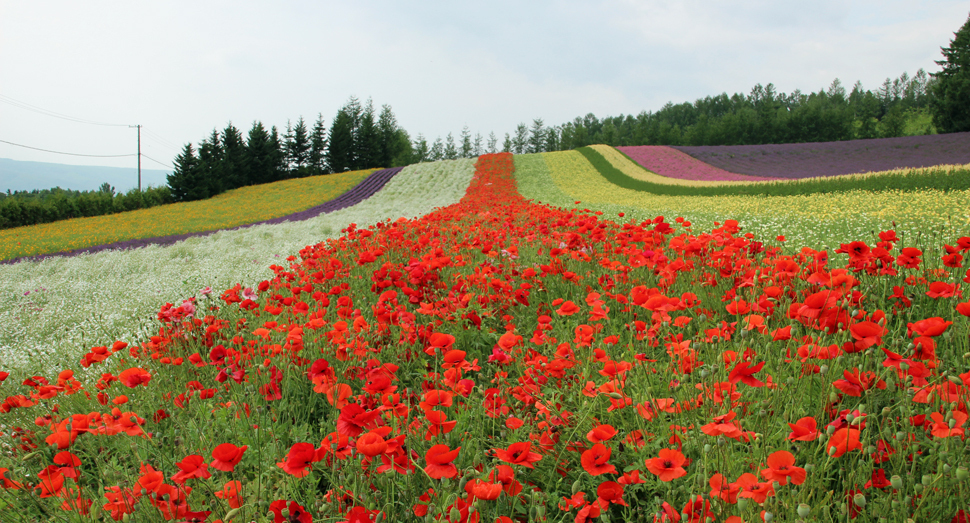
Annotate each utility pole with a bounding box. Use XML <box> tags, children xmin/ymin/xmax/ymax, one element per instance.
<box><xmin>130</xmin><ymin>124</ymin><xmax>142</xmax><ymax>191</ymax></box>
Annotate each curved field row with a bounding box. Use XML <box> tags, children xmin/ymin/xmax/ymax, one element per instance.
<box><xmin>2</xmin><ymin>167</ymin><xmax>405</xmax><ymax>265</ymax></box>
<box><xmin>584</xmin><ymin>146</ymin><xmax>970</xmax><ymax>196</ymax></box>
<box><xmin>0</xmin><ymin>168</ymin><xmax>377</xmax><ymax>262</ymax></box>
<box><xmin>521</xmin><ymin>150</ymin><xmax>970</xmax><ymax>250</ymax></box>
<box><xmin>615</xmin><ymin>145</ymin><xmax>780</xmax><ymax>182</ymax></box>
<box><xmin>0</xmin><ymin>159</ymin><xmax>477</xmax><ymax>374</ymax></box>
<box><xmin>674</xmin><ymin>131</ymin><xmax>970</xmax><ymax>178</ymax></box>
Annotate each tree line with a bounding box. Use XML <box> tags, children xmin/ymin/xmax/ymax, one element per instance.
<box><xmin>167</xmin><ymin>98</ymin><xmax>414</xmax><ymax>202</ymax></box>
<box><xmin>0</xmin><ymin>183</ymin><xmax>173</xmax><ymax>230</ymax></box>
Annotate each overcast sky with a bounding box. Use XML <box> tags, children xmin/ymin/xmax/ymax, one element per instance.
<box><xmin>1</xmin><ymin>1</ymin><xmax>967</xmax><ymax>178</ymax></box>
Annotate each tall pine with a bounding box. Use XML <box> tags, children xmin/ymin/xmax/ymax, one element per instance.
<box><xmin>309</xmin><ymin>113</ymin><xmax>328</xmax><ymax>175</ymax></box>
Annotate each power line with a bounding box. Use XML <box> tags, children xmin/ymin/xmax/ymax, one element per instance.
<box><xmin>142</xmin><ymin>154</ymin><xmax>174</xmax><ymax>170</ymax></box>
<box><xmin>0</xmin><ymin>138</ymin><xmax>137</xmax><ymax>158</ymax></box>
<box><xmin>0</xmin><ymin>94</ymin><xmax>132</xmax><ymax>127</ymax></box>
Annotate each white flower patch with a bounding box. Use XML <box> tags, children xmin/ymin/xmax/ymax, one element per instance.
<box><xmin>0</xmin><ymin>159</ymin><xmax>476</xmax><ymax>376</ymax></box>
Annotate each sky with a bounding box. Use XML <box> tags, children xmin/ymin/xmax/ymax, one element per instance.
<box><xmin>1</xmin><ymin>0</ymin><xmax>967</xmax><ymax>188</ymax></box>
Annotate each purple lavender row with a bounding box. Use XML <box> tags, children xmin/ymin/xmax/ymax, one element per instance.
<box><xmin>3</xmin><ymin>167</ymin><xmax>405</xmax><ymax>265</ymax></box>
<box><xmin>672</xmin><ymin>132</ymin><xmax>970</xmax><ymax>179</ymax></box>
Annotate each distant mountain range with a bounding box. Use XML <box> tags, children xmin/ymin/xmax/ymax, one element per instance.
<box><xmin>1</xmin><ymin>158</ymin><xmax>171</xmax><ymax>193</ymax></box>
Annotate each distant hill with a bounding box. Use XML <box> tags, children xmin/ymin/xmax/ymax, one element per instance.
<box><xmin>0</xmin><ymin>158</ymin><xmax>171</xmax><ymax>193</ymax></box>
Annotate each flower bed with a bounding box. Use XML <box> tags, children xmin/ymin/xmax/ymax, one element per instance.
<box><xmin>673</xmin><ymin>133</ymin><xmax>970</xmax><ymax>179</ymax></box>
<box><xmin>2</xmin><ymin>153</ymin><xmax>969</xmax><ymax>522</ymax></box>
<box><xmin>616</xmin><ymin>145</ymin><xmax>779</xmax><ymax>182</ymax></box>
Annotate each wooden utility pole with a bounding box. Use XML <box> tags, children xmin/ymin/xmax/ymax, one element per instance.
<box><xmin>137</xmin><ymin>124</ymin><xmax>142</xmax><ymax>192</ymax></box>
<box><xmin>130</xmin><ymin>124</ymin><xmax>142</xmax><ymax>191</ymax></box>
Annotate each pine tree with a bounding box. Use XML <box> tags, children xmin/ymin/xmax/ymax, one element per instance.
<box><xmin>221</xmin><ymin>123</ymin><xmax>247</xmax><ymax>189</ymax></box>
<box><xmin>528</xmin><ymin>119</ymin><xmax>545</xmax><ymax>153</ymax></box>
<box><xmin>378</xmin><ymin>104</ymin><xmax>402</xmax><ymax>168</ymax></box>
<box><xmin>512</xmin><ymin>124</ymin><xmax>528</xmax><ymax>154</ymax></box>
<box><xmin>355</xmin><ymin>99</ymin><xmax>380</xmax><ymax>169</ymax></box>
<box><xmin>197</xmin><ymin>129</ymin><xmax>224</xmax><ymax>197</ymax></box>
<box><xmin>502</xmin><ymin>133</ymin><xmax>512</xmax><ymax>153</ymax></box>
<box><xmin>390</xmin><ymin>128</ymin><xmax>414</xmax><ymax>166</ymax></box>
<box><xmin>286</xmin><ymin>117</ymin><xmax>311</xmax><ymax>176</ymax></box>
<box><xmin>487</xmin><ymin>132</ymin><xmax>498</xmax><ymax>154</ymax></box>
<box><xmin>327</xmin><ymin>104</ymin><xmax>356</xmax><ymax>173</ymax></box>
<box><xmin>931</xmin><ymin>12</ymin><xmax>970</xmax><ymax>132</ymax></box>
<box><xmin>443</xmin><ymin>133</ymin><xmax>458</xmax><ymax>160</ymax></box>
<box><xmin>429</xmin><ymin>138</ymin><xmax>444</xmax><ymax>161</ymax></box>
<box><xmin>460</xmin><ymin>126</ymin><xmax>473</xmax><ymax>158</ymax></box>
<box><xmin>412</xmin><ymin>134</ymin><xmax>429</xmax><ymax>163</ymax></box>
<box><xmin>309</xmin><ymin>113</ymin><xmax>328</xmax><ymax>175</ymax></box>
<box><xmin>167</xmin><ymin>143</ymin><xmax>200</xmax><ymax>202</ymax></box>
<box><xmin>245</xmin><ymin>121</ymin><xmax>279</xmax><ymax>185</ymax></box>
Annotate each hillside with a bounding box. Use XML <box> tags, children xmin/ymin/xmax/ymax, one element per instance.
<box><xmin>0</xmin><ymin>157</ymin><xmax>171</xmax><ymax>193</ymax></box>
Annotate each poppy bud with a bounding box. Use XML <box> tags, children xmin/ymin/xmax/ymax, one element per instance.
<box><xmin>449</xmin><ymin>507</ymin><xmax>461</xmax><ymax>521</ymax></box>
<box><xmin>225</xmin><ymin>507</ymin><xmax>242</xmax><ymax>521</ymax></box>
<box><xmin>764</xmin><ymin>512</ymin><xmax>774</xmax><ymax>522</ymax></box>
<box><xmin>890</xmin><ymin>475</ymin><xmax>904</xmax><ymax>489</ymax></box>
<box><xmin>797</xmin><ymin>504</ymin><xmax>811</xmax><ymax>517</ymax></box>
<box><xmin>572</xmin><ymin>479</ymin><xmax>582</xmax><ymax>495</ymax></box>
<box><xmin>123</xmin><ymin>514</ymin><xmax>131</xmax><ymax>523</ymax></box>
<box><xmin>956</xmin><ymin>467</ymin><xmax>969</xmax><ymax>481</ymax></box>
<box><xmin>846</xmin><ymin>413</ymin><xmax>855</xmax><ymax>423</ymax></box>
<box><xmin>819</xmin><ymin>365</ymin><xmax>828</xmax><ymax>375</ymax></box>
<box><xmin>922</xmin><ymin>474</ymin><xmax>933</xmax><ymax>486</ymax></box>
<box><xmin>607</xmin><ymin>392</ymin><xmax>624</xmax><ymax>400</ymax></box>
<box><xmin>853</xmin><ymin>493</ymin><xmax>866</xmax><ymax>508</ymax></box>
<box><xmin>737</xmin><ymin>498</ymin><xmax>748</xmax><ymax>511</ymax></box>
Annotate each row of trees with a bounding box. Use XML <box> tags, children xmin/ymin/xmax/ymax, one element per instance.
<box><xmin>0</xmin><ymin>183</ymin><xmax>173</xmax><ymax>230</ymax></box>
<box><xmin>167</xmin><ymin>98</ymin><xmax>412</xmax><ymax>202</ymax></box>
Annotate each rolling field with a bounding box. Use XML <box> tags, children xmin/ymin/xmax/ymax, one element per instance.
<box><xmin>0</xmin><ymin>147</ymin><xmax>968</xmax><ymax>523</ymax></box>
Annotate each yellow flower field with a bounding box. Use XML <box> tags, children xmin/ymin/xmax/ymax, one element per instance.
<box><xmin>0</xmin><ymin>169</ymin><xmax>374</xmax><ymax>261</ymax></box>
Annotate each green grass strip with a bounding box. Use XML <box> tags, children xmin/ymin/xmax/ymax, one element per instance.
<box><xmin>577</xmin><ymin>146</ymin><xmax>970</xmax><ymax>196</ymax></box>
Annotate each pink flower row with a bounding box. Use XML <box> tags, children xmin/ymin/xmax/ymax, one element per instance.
<box><xmin>617</xmin><ymin>146</ymin><xmax>783</xmax><ymax>182</ymax></box>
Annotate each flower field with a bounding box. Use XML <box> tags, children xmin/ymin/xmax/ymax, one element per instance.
<box><xmin>0</xmin><ymin>168</ymin><xmax>376</xmax><ymax>263</ymax></box>
<box><xmin>673</xmin><ymin>132</ymin><xmax>970</xmax><ymax>179</ymax></box>
<box><xmin>0</xmin><ymin>159</ymin><xmax>475</xmax><ymax>375</ymax></box>
<box><xmin>2</xmin><ymin>152</ymin><xmax>969</xmax><ymax>523</ymax></box>
<box><xmin>614</xmin><ymin>146</ymin><xmax>778</xmax><ymax>183</ymax></box>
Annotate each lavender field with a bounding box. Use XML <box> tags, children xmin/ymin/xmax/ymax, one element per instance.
<box><xmin>674</xmin><ymin>132</ymin><xmax>970</xmax><ymax>178</ymax></box>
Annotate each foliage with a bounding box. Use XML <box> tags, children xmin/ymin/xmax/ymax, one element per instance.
<box><xmin>931</xmin><ymin>13</ymin><xmax>970</xmax><ymax>133</ymax></box>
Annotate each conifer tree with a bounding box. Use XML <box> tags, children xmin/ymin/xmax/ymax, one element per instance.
<box><xmin>460</xmin><ymin>126</ymin><xmax>473</xmax><ymax>158</ymax></box>
<box><xmin>285</xmin><ymin>116</ymin><xmax>311</xmax><ymax>175</ymax></box>
<box><xmin>309</xmin><ymin>114</ymin><xmax>328</xmax><ymax>175</ymax></box>
<box><xmin>197</xmin><ymin>129</ymin><xmax>223</xmax><ymax>197</ymax></box>
<box><xmin>443</xmin><ymin>133</ymin><xmax>458</xmax><ymax>160</ymax></box>
<box><xmin>931</xmin><ymin>12</ymin><xmax>970</xmax><ymax>132</ymax></box>
<box><xmin>245</xmin><ymin>121</ymin><xmax>280</xmax><ymax>185</ymax></box>
<box><xmin>355</xmin><ymin>99</ymin><xmax>380</xmax><ymax>169</ymax></box>
<box><xmin>167</xmin><ymin>143</ymin><xmax>200</xmax><ymax>202</ymax></box>
<box><xmin>412</xmin><ymin>134</ymin><xmax>429</xmax><ymax>163</ymax></box>
<box><xmin>327</xmin><ymin>104</ymin><xmax>356</xmax><ymax>173</ymax></box>
<box><xmin>221</xmin><ymin>123</ymin><xmax>247</xmax><ymax>189</ymax></box>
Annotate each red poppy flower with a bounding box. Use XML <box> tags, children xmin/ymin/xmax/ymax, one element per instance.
<box><xmin>356</xmin><ymin>428</ymin><xmax>391</xmax><ymax>457</ymax></box>
<box><xmin>586</xmin><ymin>424</ymin><xmax>618</xmax><ymax>443</ymax></box>
<box><xmin>826</xmin><ymin>428</ymin><xmax>863</xmax><ymax>457</ymax></box>
<box><xmin>492</xmin><ymin>442</ymin><xmax>542</xmax><ymax>469</ymax></box>
<box><xmin>424</xmin><ymin>444</ymin><xmax>460</xmax><ymax>479</ymax></box>
<box><xmin>727</xmin><ymin>361</ymin><xmax>765</xmax><ymax>387</ymax></box>
<box><xmin>0</xmin><ymin>468</ymin><xmax>23</xmax><ymax>489</ymax></box>
<box><xmin>215</xmin><ymin>480</ymin><xmax>244</xmax><ymax>508</ymax></box>
<box><xmin>336</xmin><ymin>403</ymin><xmax>382</xmax><ymax>438</ymax></box>
<box><xmin>597</xmin><ymin>481</ymin><xmax>628</xmax><ymax>506</ymax></box>
<box><xmin>277</xmin><ymin>442</ymin><xmax>317</xmax><ymax>478</ymax></box>
<box><xmin>269</xmin><ymin>499</ymin><xmax>312</xmax><ymax>523</ymax></box>
<box><xmin>582</xmin><ymin>443</ymin><xmax>618</xmax><ymax>476</ymax></box>
<box><xmin>709</xmin><ymin>473</ymin><xmax>740</xmax><ymax>504</ymax></box>
<box><xmin>465</xmin><ymin>479</ymin><xmax>503</xmax><ymax>501</ymax></box>
<box><xmin>211</xmin><ymin>443</ymin><xmax>247</xmax><ymax>472</ymax></box>
<box><xmin>557</xmin><ymin>300</ymin><xmax>580</xmax><ymax>316</ymax></box>
<box><xmin>171</xmin><ymin>454</ymin><xmax>211</xmax><ymax>483</ymax></box>
<box><xmin>787</xmin><ymin>416</ymin><xmax>819</xmax><ymax>441</ymax></box>
<box><xmin>118</xmin><ymin>367</ymin><xmax>152</xmax><ymax>388</ymax></box>
<box><xmin>645</xmin><ymin>448</ymin><xmax>686</xmax><ymax>481</ymax></box>
<box><xmin>735</xmin><ymin>473</ymin><xmax>775</xmax><ymax>504</ymax></box>
<box><xmin>760</xmin><ymin>450</ymin><xmax>806</xmax><ymax>485</ymax></box>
